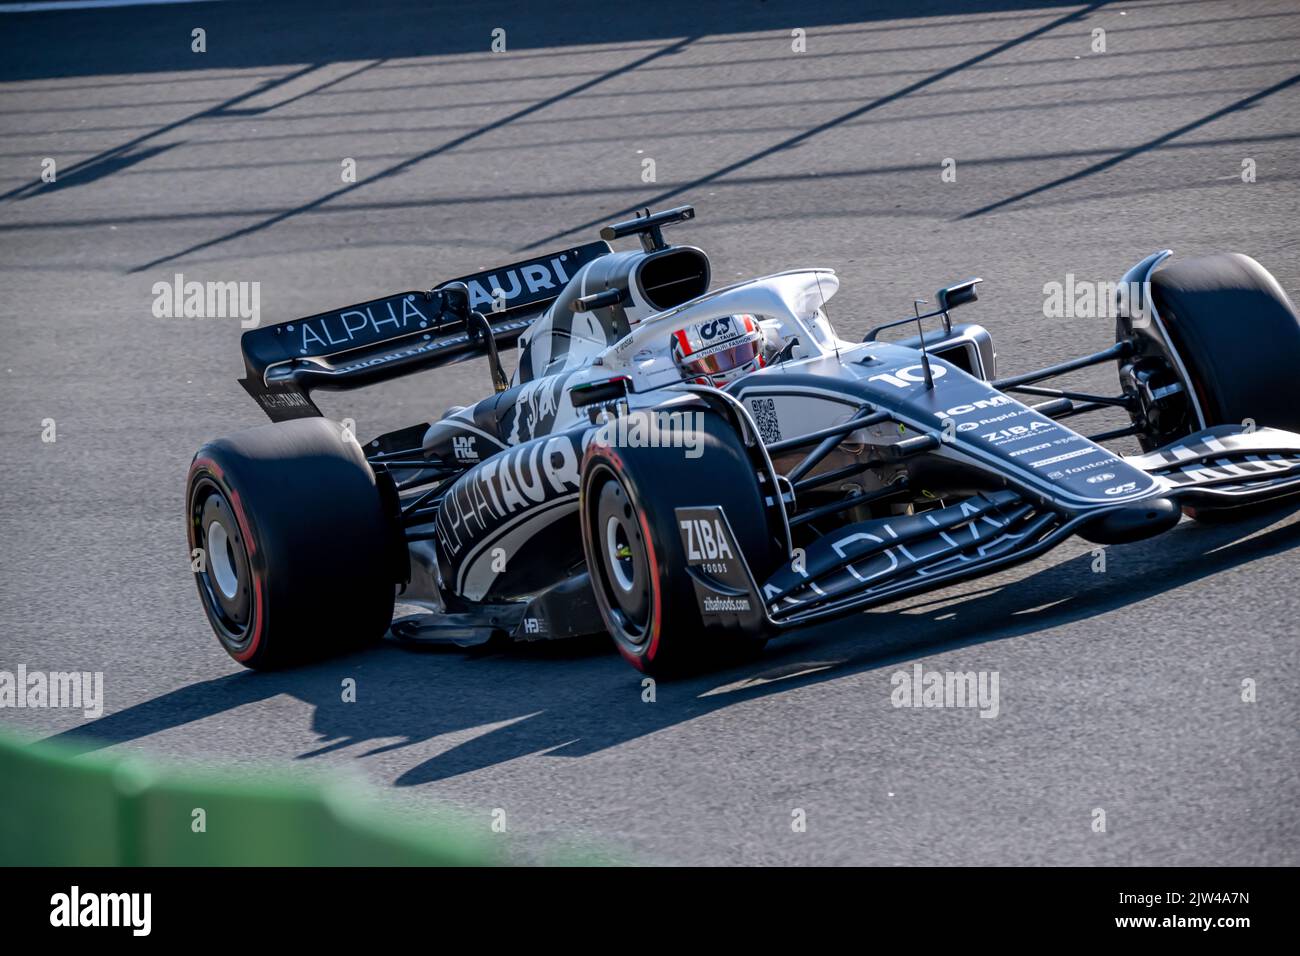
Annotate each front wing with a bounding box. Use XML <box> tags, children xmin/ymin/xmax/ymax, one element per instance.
<box><xmin>683</xmin><ymin>423</ymin><xmax>1300</xmax><ymax>631</ymax></box>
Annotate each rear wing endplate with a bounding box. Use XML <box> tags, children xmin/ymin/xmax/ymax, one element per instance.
<box><xmin>239</xmin><ymin>240</ymin><xmax>610</xmax><ymax>421</ymax></box>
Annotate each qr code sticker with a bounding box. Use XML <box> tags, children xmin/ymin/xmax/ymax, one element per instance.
<box><xmin>750</xmin><ymin>398</ymin><xmax>782</xmax><ymax>444</ymax></box>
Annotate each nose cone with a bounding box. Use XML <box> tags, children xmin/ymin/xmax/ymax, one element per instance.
<box><xmin>1078</xmin><ymin>497</ymin><xmax>1182</xmax><ymax>544</ymax></box>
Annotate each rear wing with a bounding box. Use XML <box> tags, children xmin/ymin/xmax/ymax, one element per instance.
<box><xmin>239</xmin><ymin>241</ymin><xmax>611</xmax><ymax>421</ymax></box>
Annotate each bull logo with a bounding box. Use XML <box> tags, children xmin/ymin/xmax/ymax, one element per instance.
<box><xmin>506</xmin><ymin>374</ymin><xmax>570</xmax><ymax>445</ymax></box>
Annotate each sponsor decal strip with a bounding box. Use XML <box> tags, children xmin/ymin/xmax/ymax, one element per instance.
<box><xmin>738</xmin><ymin>382</ymin><xmax>1158</xmax><ymax>506</ymax></box>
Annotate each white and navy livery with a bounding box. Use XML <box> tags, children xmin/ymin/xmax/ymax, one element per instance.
<box><xmin>187</xmin><ymin>206</ymin><xmax>1300</xmax><ymax>673</ymax></box>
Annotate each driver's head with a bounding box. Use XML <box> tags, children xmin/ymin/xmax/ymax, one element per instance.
<box><xmin>671</xmin><ymin>314</ymin><xmax>767</xmax><ymax>387</ymax></box>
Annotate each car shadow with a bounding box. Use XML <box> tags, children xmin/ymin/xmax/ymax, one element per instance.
<box><xmin>43</xmin><ymin>504</ymin><xmax>1300</xmax><ymax>785</ymax></box>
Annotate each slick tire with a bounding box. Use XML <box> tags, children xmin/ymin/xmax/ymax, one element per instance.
<box><xmin>186</xmin><ymin>417</ymin><xmax>399</xmax><ymax>669</ymax></box>
<box><xmin>1142</xmin><ymin>254</ymin><xmax>1300</xmax><ymax>521</ymax></box>
<box><xmin>1147</xmin><ymin>253</ymin><xmax>1300</xmax><ymax>434</ymax></box>
<box><xmin>579</xmin><ymin>407</ymin><xmax>780</xmax><ymax>676</ymax></box>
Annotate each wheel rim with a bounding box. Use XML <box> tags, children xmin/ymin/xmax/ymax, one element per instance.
<box><xmin>605</xmin><ymin>516</ymin><xmax>636</xmax><ymax>592</ymax></box>
<box><xmin>1119</xmin><ymin>350</ymin><xmax>1196</xmax><ymax>451</ymax></box>
<box><xmin>190</xmin><ymin>477</ymin><xmax>254</xmax><ymax>645</ymax></box>
<box><xmin>207</xmin><ymin>520</ymin><xmax>239</xmax><ymax>600</ymax></box>
<box><xmin>589</xmin><ymin>470</ymin><xmax>651</xmax><ymax>644</ymax></box>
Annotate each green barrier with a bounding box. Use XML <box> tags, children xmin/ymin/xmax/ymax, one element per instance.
<box><xmin>0</xmin><ymin>731</ymin><xmax>503</xmax><ymax>866</ymax></box>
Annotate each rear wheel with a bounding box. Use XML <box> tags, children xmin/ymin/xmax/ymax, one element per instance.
<box><xmin>580</xmin><ymin>407</ymin><xmax>781</xmax><ymax>676</ymax></box>
<box><xmin>186</xmin><ymin>417</ymin><xmax>400</xmax><ymax>669</ymax></box>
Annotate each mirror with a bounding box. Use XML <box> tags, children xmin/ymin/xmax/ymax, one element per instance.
<box><xmin>935</xmin><ymin>277</ymin><xmax>983</xmax><ymax>312</ymax></box>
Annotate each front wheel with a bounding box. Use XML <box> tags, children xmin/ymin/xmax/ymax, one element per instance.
<box><xmin>1120</xmin><ymin>252</ymin><xmax>1300</xmax><ymax>450</ymax></box>
<box><xmin>580</xmin><ymin>407</ymin><xmax>780</xmax><ymax>676</ymax></box>
<box><xmin>186</xmin><ymin>417</ymin><xmax>400</xmax><ymax>669</ymax></box>
<box><xmin>1118</xmin><ymin>253</ymin><xmax>1300</xmax><ymax>520</ymax></box>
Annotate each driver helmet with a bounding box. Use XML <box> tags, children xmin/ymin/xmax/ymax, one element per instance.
<box><xmin>671</xmin><ymin>314</ymin><xmax>767</xmax><ymax>387</ymax></box>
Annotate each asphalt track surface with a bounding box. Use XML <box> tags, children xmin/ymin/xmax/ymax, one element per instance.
<box><xmin>1</xmin><ymin>0</ymin><xmax>1298</xmax><ymax>865</ymax></box>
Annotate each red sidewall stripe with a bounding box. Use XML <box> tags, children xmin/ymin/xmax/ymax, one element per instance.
<box><xmin>586</xmin><ymin>445</ymin><xmax>663</xmax><ymax>672</ymax></box>
<box><xmin>190</xmin><ymin>456</ymin><xmax>265</xmax><ymax>662</ymax></box>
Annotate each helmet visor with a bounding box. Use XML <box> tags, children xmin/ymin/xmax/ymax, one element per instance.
<box><xmin>681</xmin><ymin>338</ymin><xmax>760</xmax><ymax>379</ymax></box>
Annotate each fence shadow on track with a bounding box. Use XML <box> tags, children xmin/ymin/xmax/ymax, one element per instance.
<box><xmin>0</xmin><ymin>0</ymin><xmax>1097</xmax><ymax>84</ymax></box>
<box><xmin>0</xmin><ymin>0</ymin><xmax>1105</xmax><ymax>261</ymax></box>
<box><xmin>119</xmin><ymin>0</ymin><xmax>1113</xmax><ymax>272</ymax></box>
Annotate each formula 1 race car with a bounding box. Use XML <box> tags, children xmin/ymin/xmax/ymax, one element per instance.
<box><xmin>187</xmin><ymin>205</ymin><xmax>1300</xmax><ymax>674</ymax></box>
